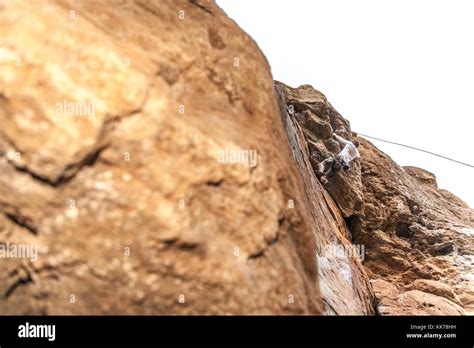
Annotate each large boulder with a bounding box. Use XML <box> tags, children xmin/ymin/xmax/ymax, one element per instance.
<box><xmin>0</xmin><ymin>0</ymin><xmax>326</xmax><ymax>314</ymax></box>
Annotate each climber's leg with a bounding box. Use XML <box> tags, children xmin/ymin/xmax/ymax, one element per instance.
<box><xmin>324</xmin><ymin>165</ymin><xmax>336</xmax><ymax>178</ymax></box>
<box><xmin>316</xmin><ymin>158</ymin><xmax>331</xmax><ymax>177</ymax></box>
<box><xmin>318</xmin><ymin>161</ymin><xmax>325</xmax><ymax>173</ymax></box>
<box><xmin>320</xmin><ymin>176</ymin><xmax>329</xmax><ymax>185</ymax></box>
<box><xmin>322</xmin><ymin>155</ymin><xmax>344</xmax><ymax>184</ymax></box>
<box><xmin>317</xmin><ymin>157</ymin><xmax>335</xmax><ymax>185</ymax></box>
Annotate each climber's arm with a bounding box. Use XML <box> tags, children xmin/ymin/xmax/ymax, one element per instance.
<box><xmin>333</xmin><ymin>133</ymin><xmax>350</xmax><ymax>146</ymax></box>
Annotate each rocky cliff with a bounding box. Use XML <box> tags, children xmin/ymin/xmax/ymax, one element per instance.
<box><xmin>276</xmin><ymin>82</ymin><xmax>473</xmax><ymax>315</ymax></box>
<box><xmin>0</xmin><ymin>0</ymin><xmax>472</xmax><ymax>315</ymax></box>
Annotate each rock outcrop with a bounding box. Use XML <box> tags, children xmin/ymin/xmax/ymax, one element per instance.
<box><xmin>0</xmin><ymin>0</ymin><xmax>472</xmax><ymax>316</ymax></box>
<box><xmin>357</xmin><ymin>139</ymin><xmax>473</xmax><ymax>315</ymax></box>
<box><xmin>0</xmin><ymin>0</ymin><xmax>326</xmax><ymax>314</ymax></box>
<box><xmin>276</xmin><ymin>81</ymin><xmax>473</xmax><ymax>315</ymax></box>
<box><xmin>275</xmin><ymin>84</ymin><xmax>375</xmax><ymax>315</ymax></box>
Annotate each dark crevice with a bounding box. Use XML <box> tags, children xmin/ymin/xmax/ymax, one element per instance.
<box><xmin>429</xmin><ymin>241</ymin><xmax>454</xmax><ymax>256</ymax></box>
<box><xmin>247</xmin><ymin>249</ymin><xmax>265</xmax><ymax>259</ymax></box>
<box><xmin>9</xmin><ymin>164</ymin><xmax>56</xmax><ymax>186</ymax></box>
<box><xmin>3</xmin><ymin>269</ymin><xmax>33</xmax><ymax>299</ymax></box>
<box><xmin>344</xmin><ymin>215</ymin><xmax>361</xmax><ymax>241</ymax></box>
<box><xmin>56</xmin><ymin>145</ymin><xmax>108</xmax><ymax>185</ymax></box>
<box><xmin>248</xmin><ymin>222</ymin><xmax>281</xmax><ymax>260</ymax></box>
<box><xmin>2</xmin><ymin>84</ymin><xmax>149</xmax><ymax>189</ymax></box>
<box><xmin>268</xmin><ymin>230</ymin><xmax>280</xmax><ymax>247</ymax></box>
<box><xmin>10</xmin><ymin>145</ymin><xmax>108</xmax><ymax>188</ymax></box>
<box><xmin>162</xmin><ymin>238</ymin><xmax>199</xmax><ymax>251</ymax></box>
<box><xmin>189</xmin><ymin>0</ymin><xmax>214</xmax><ymax>15</ymax></box>
<box><xmin>4</xmin><ymin>212</ymin><xmax>37</xmax><ymax>235</ymax></box>
<box><xmin>206</xmin><ymin>178</ymin><xmax>224</xmax><ymax>187</ymax></box>
<box><xmin>395</xmin><ymin>222</ymin><xmax>413</xmax><ymax>238</ymax></box>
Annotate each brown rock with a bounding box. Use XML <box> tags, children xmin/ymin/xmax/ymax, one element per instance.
<box><xmin>1</xmin><ymin>0</ymin><xmax>472</xmax><ymax>317</ymax></box>
<box><xmin>372</xmin><ymin>279</ymin><xmax>465</xmax><ymax>315</ymax></box>
<box><xmin>0</xmin><ymin>0</ymin><xmax>326</xmax><ymax>314</ymax></box>
<box><xmin>356</xmin><ymin>139</ymin><xmax>473</xmax><ymax>315</ymax></box>
<box><xmin>275</xmin><ymin>82</ymin><xmax>365</xmax><ymax>218</ymax></box>
<box><xmin>405</xmin><ymin>279</ymin><xmax>462</xmax><ymax>306</ymax></box>
<box><xmin>276</xmin><ymin>81</ymin><xmax>474</xmax><ymax>315</ymax></box>
<box><xmin>276</xmin><ymin>85</ymin><xmax>376</xmax><ymax>315</ymax></box>
<box><xmin>0</xmin><ymin>0</ymin><xmax>378</xmax><ymax>317</ymax></box>
<box><xmin>404</xmin><ymin>166</ymin><xmax>438</xmax><ymax>189</ymax></box>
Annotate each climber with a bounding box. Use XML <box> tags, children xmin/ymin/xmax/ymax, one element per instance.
<box><xmin>315</xmin><ymin>132</ymin><xmax>360</xmax><ymax>185</ymax></box>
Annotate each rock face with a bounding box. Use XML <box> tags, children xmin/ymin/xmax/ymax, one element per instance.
<box><xmin>277</xmin><ymin>84</ymin><xmax>365</xmax><ymax>218</ymax></box>
<box><xmin>0</xmin><ymin>0</ymin><xmax>327</xmax><ymax>314</ymax></box>
<box><xmin>0</xmin><ymin>0</ymin><xmax>472</xmax><ymax>316</ymax></box>
<box><xmin>275</xmin><ymin>84</ymin><xmax>375</xmax><ymax>315</ymax></box>
<box><xmin>357</xmin><ymin>139</ymin><xmax>474</xmax><ymax>315</ymax></box>
<box><xmin>372</xmin><ymin>279</ymin><xmax>465</xmax><ymax>315</ymax></box>
<box><xmin>276</xmin><ymin>81</ymin><xmax>474</xmax><ymax>315</ymax></box>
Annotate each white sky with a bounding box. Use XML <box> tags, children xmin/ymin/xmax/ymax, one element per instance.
<box><xmin>218</xmin><ymin>0</ymin><xmax>474</xmax><ymax>208</ymax></box>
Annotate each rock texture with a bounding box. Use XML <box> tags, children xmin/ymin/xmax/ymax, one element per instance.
<box><xmin>372</xmin><ymin>279</ymin><xmax>465</xmax><ymax>315</ymax></box>
<box><xmin>276</xmin><ymin>81</ymin><xmax>473</xmax><ymax>315</ymax></box>
<box><xmin>275</xmin><ymin>84</ymin><xmax>375</xmax><ymax>315</ymax></box>
<box><xmin>0</xmin><ymin>0</ymin><xmax>327</xmax><ymax>314</ymax></box>
<box><xmin>0</xmin><ymin>0</ymin><xmax>472</xmax><ymax>316</ymax></box>
<box><xmin>358</xmin><ymin>141</ymin><xmax>474</xmax><ymax>315</ymax></box>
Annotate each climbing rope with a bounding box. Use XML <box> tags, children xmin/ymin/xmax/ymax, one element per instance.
<box><xmin>356</xmin><ymin>132</ymin><xmax>474</xmax><ymax>168</ymax></box>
